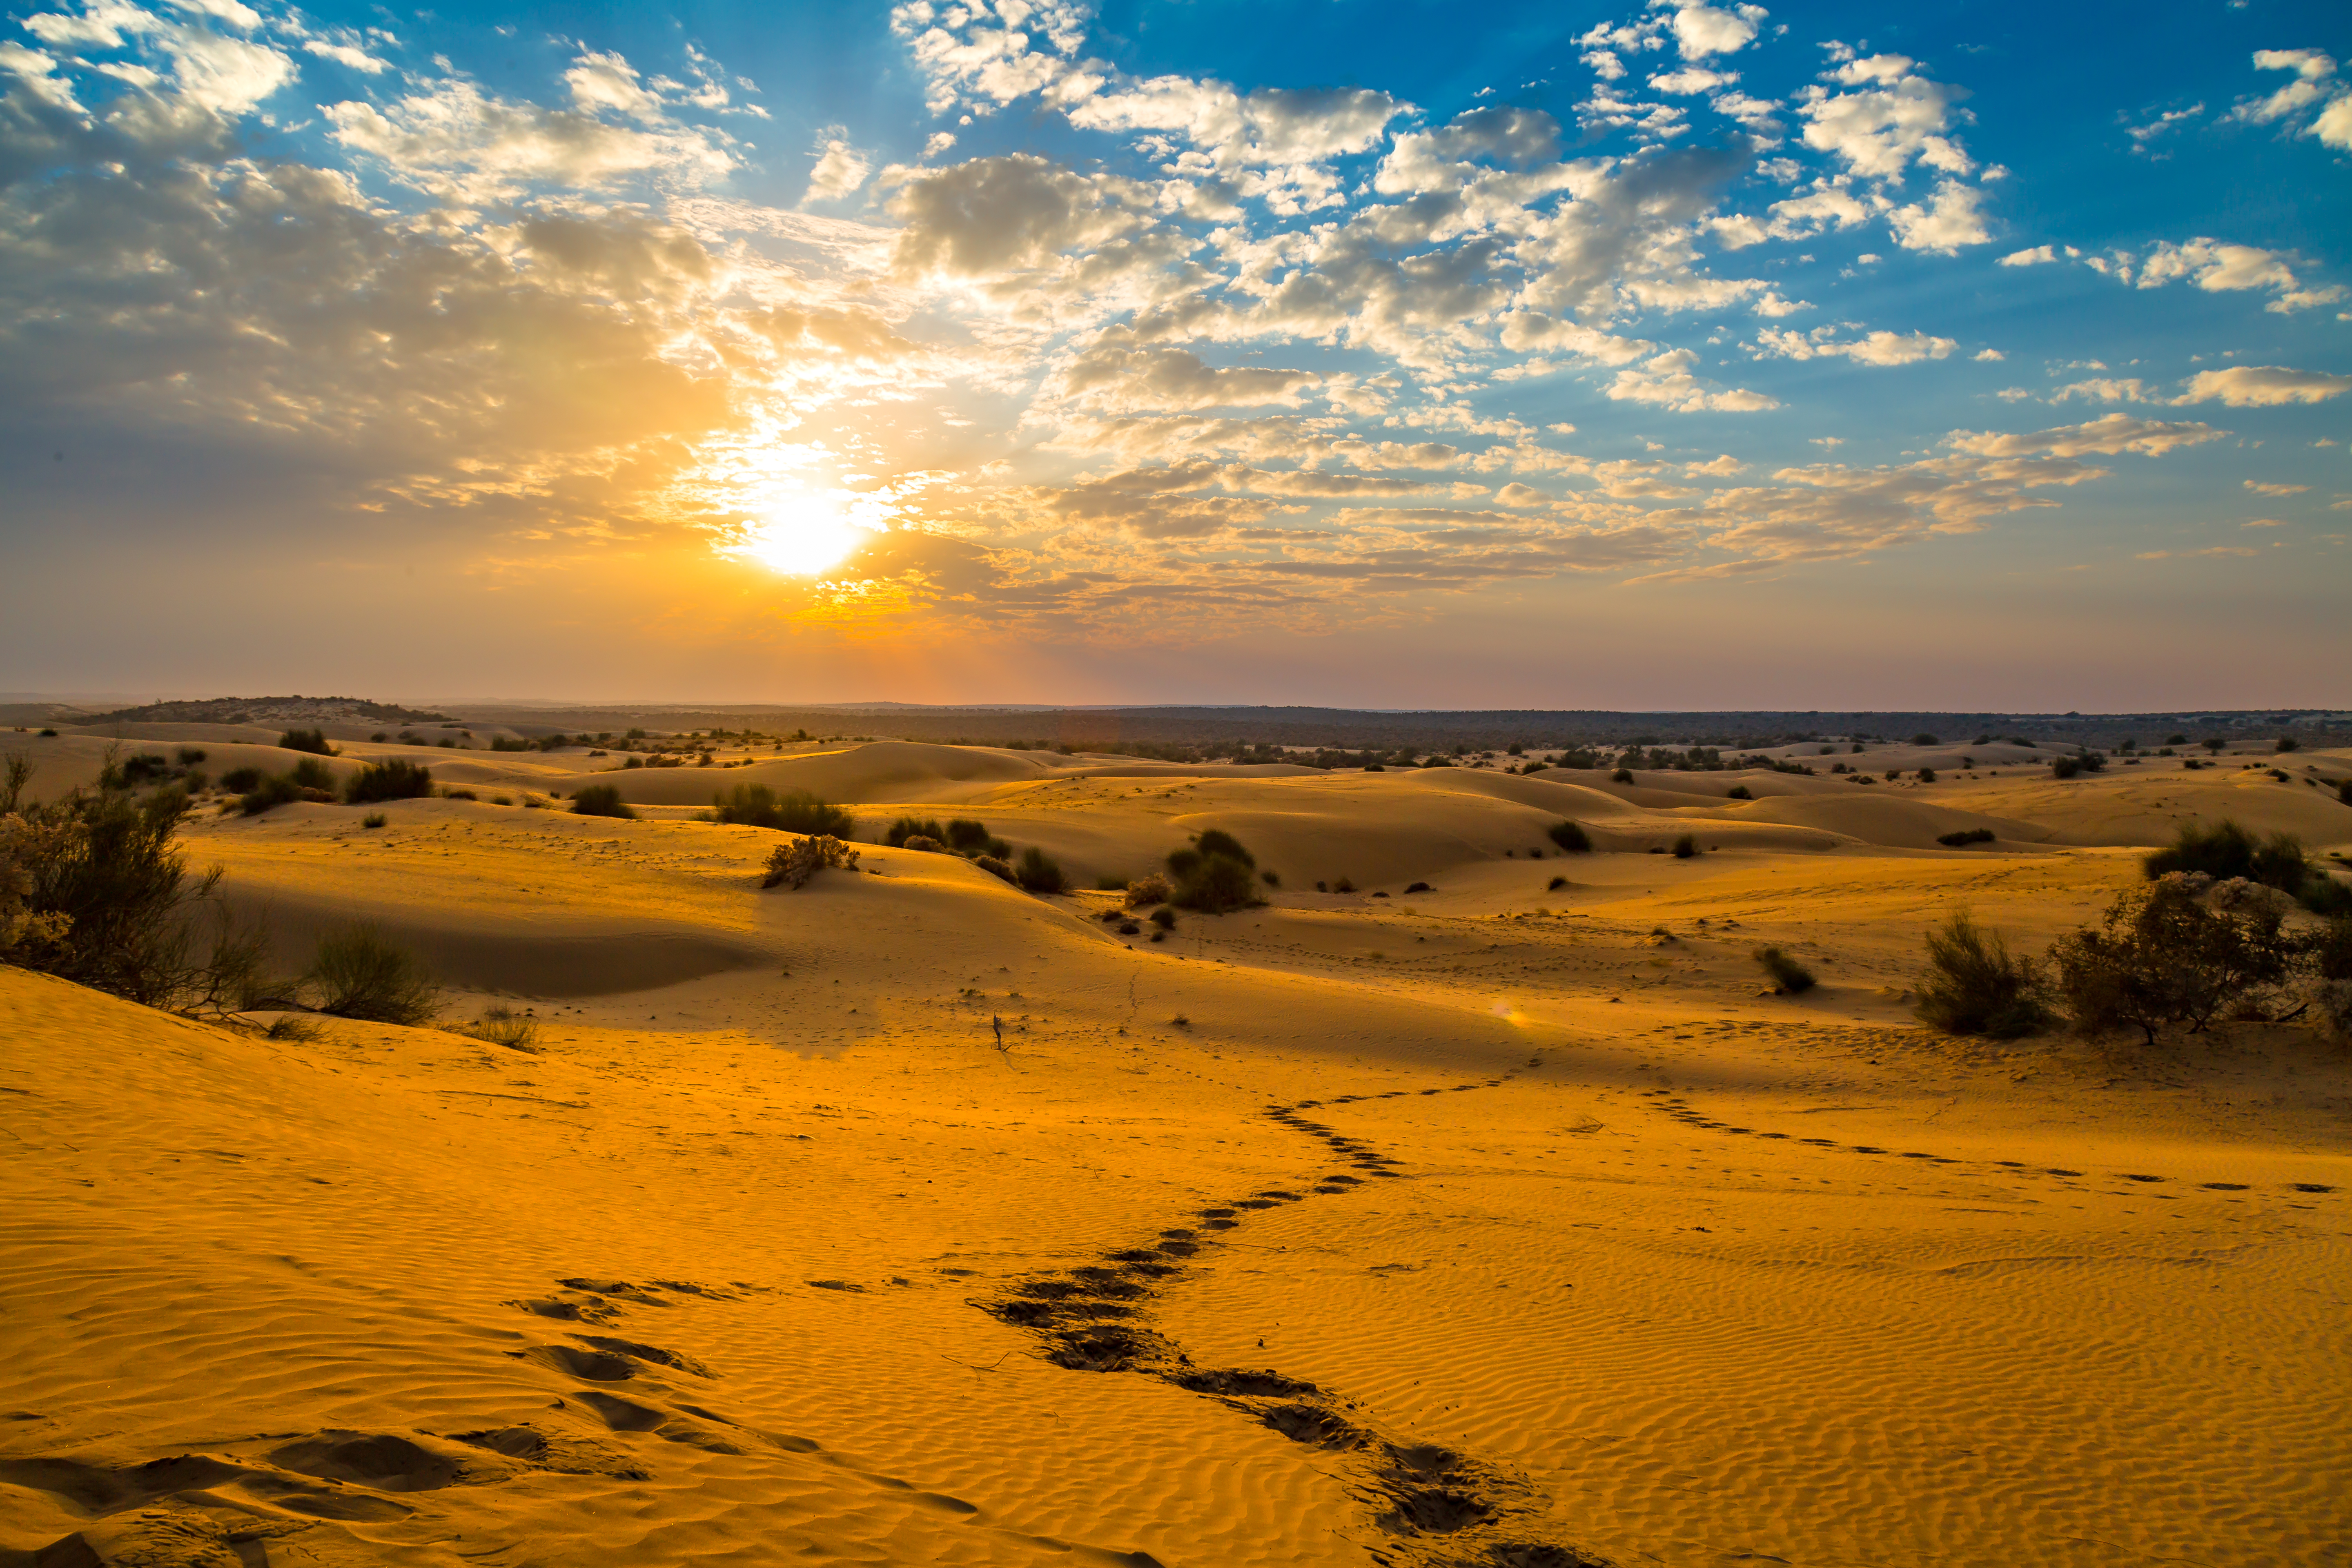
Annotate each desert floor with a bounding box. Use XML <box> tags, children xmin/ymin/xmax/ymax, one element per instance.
<box><xmin>4</xmin><ymin>732</ymin><xmax>2350</xmax><ymax>1567</ymax></box>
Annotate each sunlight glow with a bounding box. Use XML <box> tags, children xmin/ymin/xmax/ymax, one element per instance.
<box><xmin>735</xmin><ymin>492</ymin><xmax>880</xmax><ymax>577</ymax></box>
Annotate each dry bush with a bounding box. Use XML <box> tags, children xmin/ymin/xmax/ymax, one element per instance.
<box><xmin>2050</xmin><ymin>880</ymin><xmax>2292</xmax><ymax>1046</ymax></box>
<box><xmin>1125</xmin><ymin>874</ymin><xmax>1171</xmax><ymax>907</ymax></box>
<box><xmin>464</xmin><ymin>1005</ymin><xmax>540</xmax><ymax>1051</ymax></box>
<box><xmin>761</xmin><ymin>835</ymin><xmax>860</xmax><ymax>890</ymax></box>
<box><xmin>307</xmin><ymin>924</ymin><xmax>438</xmax><ymax>1026</ymax></box>
<box><xmin>570</xmin><ymin>784</ymin><xmax>635</xmax><ymax>819</ymax></box>
<box><xmin>345</xmin><ymin>760</ymin><xmax>432</xmax><ymax>804</ymax></box>
<box><xmin>1753</xmin><ymin>946</ymin><xmax>1816</xmax><ymax>994</ymax></box>
<box><xmin>1015</xmin><ymin>846</ymin><xmax>1068</xmax><ymax>893</ymax></box>
<box><xmin>902</xmin><ymin>834</ymin><xmax>946</xmax><ymax>853</ymax></box>
<box><xmin>1547</xmin><ymin>820</ymin><xmax>1592</xmax><ymax>853</ymax></box>
<box><xmin>1915</xmin><ymin>911</ymin><xmax>2049</xmax><ymax>1038</ymax></box>
<box><xmin>1167</xmin><ymin>830</ymin><xmax>1261</xmax><ymax>913</ymax></box>
<box><xmin>887</xmin><ymin>815</ymin><xmax>947</xmax><ymax>847</ymax></box>
<box><xmin>717</xmin><ymin>784</ymin><xmax>853</xmax><ymax>837</ymax></box>
<box><xmin>973</xmin><ymin>853</ymin><xmax>1015</xmax><ymax>883</ymax></box>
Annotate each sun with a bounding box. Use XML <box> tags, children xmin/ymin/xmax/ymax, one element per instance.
<box><xmin>737</xmin><ymin>492</ymin><xmax>875</xmax><ymax>577</ymax></box>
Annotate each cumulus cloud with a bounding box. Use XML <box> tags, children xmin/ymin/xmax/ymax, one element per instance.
<box><xmin>1946</xmin><ymin>414</ymin><xmax>2229</xmax><ymax>458</ymax></box>
<box><xmin>1657</xmin><ymin>1</ymin><xmax>1767</xmax><ymax>61</ymax></box>
<box><xmin>804</xmin><ymin>137</ymin><xmax>871</xmax><ymax>205</ymax></box>
<box><xmin>2176</xmin><ymin>365</ymin><xmax>2352</xmax><ymax>407</ymax></box>
<box><xmin>1798</xmin><ymin>55</ymin><xmax>1973</xmax><ymax>180</ymax></box>
<box><xmin>886</xmin><ymin>154</ymin><xmax>1155</xmax><ymax>280</ymax></box>
<box><xmin>1886</xmin><ymin>182</ymin><xmax>1990</xmax><ymax>253</ymax></box>
<box><xmin>1608</xmin><ymin>348</ymin><xmax>1779</xmax><ymax>411</ymax></box>
<box><xmin>1059</xmin><ymin>327</ymin><xmax>1321</xmax><ymax>412</ymax></box>
<box><xmin>1755</xmin><ymin>326</ymin><xmax>1955</xmax><ymax>364</ymax></box>
<box><xmin>2050</xmin><ymin>379</ymin><xmax>2153</xmax><ymax>403</ymax></box>
<box><xmin>2134</xmin><ymin>238</ymin><xmax>2343</xmax><ymax>312</ymax></box>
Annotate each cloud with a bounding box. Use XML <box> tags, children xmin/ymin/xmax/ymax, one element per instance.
<box><xmin>2244</xmin><ymin>480</ymin><xmax>2309</xmax><ymax>496</ymax></box>
<box><xmin>1999</xmin><ymin>245</ymin><xmax>2056</xmax><ymax>266</ymax></box>
<box><xmin>1798</xmin><ymin>55</ymin><xmax>1973</xmax><ymax>180</ymax></box>
<box><xmin>1886</xmin><ymin>182</ymin><xmax>1991</xmax><ymax>253</ymax></box>
<box><xmin>302</xmin><ymin>39</ymin><xmax>390</xmax><ymax>74</ymax></box>
<box><xmin>1608</xmin><ymin>348</ymin><xmax>1779</xmax><ymax>411</ymax></box>
<box><xmin>804</xmin><ymin>137</ymin><xmax>871</xmax><ymax>205</ymax></box>
<box><xmin>885</xmin><ymin>154</ymin><xmax>1155</xmax><ymax>280</ymax></box>
<box><xmin>2176</xmin><ymin>365</ymin><xmax>2352</xmax><ymax>406</ymax></box>
<box><xmin>1495</xmin><ymin>312</ymin><xmax>1655</xmax><ymax>364</ymax></box>
<box><xmin>1657</xmin><ymin>1</ymin><xmax>1766</xmax><ymax>61</ymax></box>
<box><xmin>1755</xmin><ymin>327</ymin><xmax>1956</xmax><ymax>365</ymax></box>
<box><xmin>2134</xmin><ymin>238</ymin><xmax>2344</xmax><ymax>313</ymax></box>
<box><xmin>2050</xmin><ymin>379</ymin><xmax>2152</xmax><ymax>403</ymax></box>
<box><xmin>1059</xmin><ymin>327</ymin><xmax>1321</xmax><ymax>412</ymax></box>
<box><xmin>1946</xmin><ymin>414</ymin><xmax>2228</xmax><ymax>458</ymax></box>
<box><xmin>2234</xmin><ymin>48</ymin><xmax>2341</xmax><ymax>133</ymax></box>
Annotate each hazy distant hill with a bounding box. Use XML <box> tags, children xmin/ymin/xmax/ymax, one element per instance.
<box><xmin>82</xmin><ymin>695</ymin><xmax>454</xmax><ymax>726</ymax></box>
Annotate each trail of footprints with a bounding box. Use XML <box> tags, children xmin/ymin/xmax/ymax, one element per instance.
<box><xmin>5</xmin><ymin>1277</ymin><xmax>1161</xmax><ymax>1566</ymax></box>
<box><xmin>1639</xmin><ymin>1091</ymin><xmax>2340</xmax><ymax>1196</ymax></box>
<box><xmin>982</xmin><ymin>1060</ymin><xmax>1613</xmax><ymax>1568</ymax></box>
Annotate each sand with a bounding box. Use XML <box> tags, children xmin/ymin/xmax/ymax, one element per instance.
<box><xmin>4</xmin><ymin>735</ymin><xmax>2349</xmax><ymax>1567</ymax></box>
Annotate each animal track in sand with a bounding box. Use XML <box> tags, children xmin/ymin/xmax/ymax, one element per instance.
<box><xmin>976</xmin><ymin>1066</ymin><xmax>1618</xmax><ymax>1566</ymax></box>
<box><xmin>1639</xmin><ymin>1091</ymin><xmax>2340</xmax><ymax>1196</ymax></box>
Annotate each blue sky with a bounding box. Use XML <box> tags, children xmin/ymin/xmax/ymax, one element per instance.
<box><xmin>1</xmin><ymin>0</ymin><xmax>2345</xmax><ymax>706</ymax></box>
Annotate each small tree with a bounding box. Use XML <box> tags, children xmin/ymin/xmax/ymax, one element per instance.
<box><xmin>1168</xmin><ymin>831</ymin><xmax>1262</xmax><ymax>913</ymax></box>
<box><xmin>760</xmin><ymin>835</ymin><xmax>860</xmax><ymax>889</ymax></box>
<box><xmin>1915</xmin><ymin>911</ymin><xmax>2049</xmax><ymax>1038</ymax></box>
<box><xmin>2050</xmin><ymin>880</ymin><xmax>2294</xmax><ymax>1045</ymax></box>
<box><xmin>715</xmin><ymin>784</ymin><xmax>853</xmax><ymax>837</ymax></box>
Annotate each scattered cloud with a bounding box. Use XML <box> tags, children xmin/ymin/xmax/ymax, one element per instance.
<box><xmin>2176</xmin><ymin>365</ymin><xmax>2352</xmax><ymax>407</ymax></box>
<box><xmin>1755</xmin><ymin>326</ymin><xmax>1955</xmax><ymax>365</ymax></box>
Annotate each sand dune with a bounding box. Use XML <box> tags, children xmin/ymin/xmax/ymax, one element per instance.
<box><xmin>4</xmin><ymin>737</ymin><xmax>2349</xmax><ymax>1567</ymax></box>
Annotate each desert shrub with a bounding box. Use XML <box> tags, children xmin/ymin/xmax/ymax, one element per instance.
<box><xmin>220</xmin><ymin>766</ymin><xmax>263</xmax><ymax>793</ymax></box>
<box><xmin>1015</xmin><ymin>846</ymin><xmax>1068</xmax><ymax>894</ymax></box>
<box><xmin>1671</xmin><ymin>834</ymin><xmax>1697</xmax><ymax>859</ymax></box>
<box><xmin>2051</xmin><ymin>756</ymin><xmax>2082</xmax><ymax>780</ymax></box>
<box><xmin>1548</xmin><ymin>875</ymin><xmax>1568</xmax><ymax>891</ymax></box>
<box><xmin>1125</xmin><ymin>874</ymin><xmax>1171</xmax><ymax>907</ymax></box>
<box><xmin>464</xmin><ymin>1006</ymin><xmax>539</xmax><ymax>1051</ymax></box>
<box><xmin>1167</xmin><ymin>831</ymin><xmax>1262</xmax><ymax>913</ymax></box>
<box><xmin>1404</xmin><ymin>880</ymin><xmax>1432</xmax><ymax>894</ymax></box>
<box><xmin>1611</xmin><ymin>768</ymin><xmax>1635</xmax><ymax>784</ymax></box>
<box><xmin>361</xmin><ymin>812</ymin><xmax>388</xmax><ymax>830</ymax></box>
<box><xmin>2310</xmin><ymin>918</ymin><xmax>2352</xmax><ymax>1042</ymax></box>
<box><xmin>944</xmin><ymin>818</ymin><xmax>1009</xmax><ymax>858</ymax></box>
<box><xmin>1938</xmin><ymin>828</ymin><xmax>1996</xmax><ymax>847</ymax></box>
<box><xmin>280</xmin><ymin>728</ymin><xmax>333</xmax><ymax>755</ymax></box>
<box><xmin>887</xmin><ymin>815</ymin><xmax>948</xmax><ymax>847</ymax></box>
<box><xmin>345</xmin><ymin>760</ymin><xmax>432</xmax><ymax>804</ymax></box>
<box><xmin>290</xmin><ymin>755</ymin><xmax>335</xmax><ymax>792</ymax></box>
<box><xmin>1726</xmin><ymin>784</ymin><xmax>1753</xmax><ymax>800</ymax></box>
<box><xmin>1547</xmin><ymin>820</ymin><xmax>1592</xmax><ymax>854</ymax></box>
<box><xmin>1912</xmin><ymin>733</ymin><xmax>1939</xmax><ymax>746</ymax></box>
<box><xmin>117</xmin><ymin>753</ymin><xmax>174</xmax><ymax>785</ymax></box>
<box><xmin>570</xmin><ymin>784</ymin><xmax>635</xmax><ymax>819</ymax></box>
<box><xmin>903</xmin><ymin>834</ymin><xmax>946</xmax><ymax>853</ymax></box>
<box><xmin>307</xmin><ymin>924</ymin><xmax>438</xmax><ymax>1025</ymax></box>
<box><xmin>264</xmin><ymin>1015</ymin><xmax>321</xmax><ymax>1042</ymax></box>
<box><xmin>1332</xmin><ymin>876</ymin><xmax>1357</xmax><ymax>893</ymax></box>
<box><xmin>973</xmin><ymin>853</ymin><xmax>1015</xmax><ymax>883</ymax></box>
<box><xmin>1753</xmin><ymin>946</ymin><xmax>1816</xmax><ymax>994</ymax></box>
<box><xmin>1261</xmin><ymin>868</ymin><xmax>1281</xmax><ymax>886</ymax></box>
<box><xmin>2277</xmin><ymin>737</ymin><xmax>2300</xmax><ymax>753</ymax></box>
<box><xmin>2300</xmin><ymin>875</ymin><xmax>2352</xmax><ymax>918</ymax></box>
<box><xmin>2143</xmin><ymin>820</ymin><xmax>2307</xmax><ymax>891</ymax></box>
<box><xmin>446</xmin><ymin>789</ymin><xmax>479</xmax><ymax>802</ymax></box>
<box><xmin>1149</xmin><ymin>906</ymin><xmax>1176</xmax><ymax>929</ymax></box>
<box><xmin>2050</xmin><ymin>880</ymin><xmax>2293</xmax><ymax>1045</ymax></box>
<box><xmin>240</xmin><ymin>775</ymin><xmax>303</xmax><ymax>815</ymax></box>
<box><xmin>1917</xmin><ymin>768</ymin><xmax>1937</xmax><ymax>784</ymax></box>
<box><xmin>760</xmin><ymin>835</ymin><xmax>861</xmax><ymax>890</ymax></box>
<box><xmin>1915</xmin><ymin>911</ymin><xmax>2049</xmax><ymax>1038</ymax></box>
<box><xmin>715</xmin><ymin>784</ymin><xmax>853</xmax><ymax>837</ymax></box>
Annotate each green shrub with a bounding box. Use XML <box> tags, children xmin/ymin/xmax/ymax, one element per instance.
<box><xmin>1671</xmin><ymin>834</ymin><xmax>1697</xmax><ymax>859</ymax></box>
<box><xmin>220</xmin><ymin>766</ymin><xmax>262</xmax><ymax>793</ymax></box>
<box><xmin>1753</xmin><ymin>946</ymin><xmax>1815</xmax><ymax>994</ymax></box>
<box><xmin>2051</xmin><ymin>880</ymin><xmax>2293</xmax><ymax>1045</ymax></box>
<box><xmin>1917</xmin><ymin>768</ymin><xmax>1937</xmax><ymax>784</ymax></box>
<box><xmin>714</xmin><ymin>784</ymin><xmax>853</xmax><ymax>837</ymax></box>
<box><xmin>345</xmin><ymin>760</ymin><xmax>432</xmax><ymax>804</ymax></box>
<box><xmin>1149</xmin><ymin>906</ymin><xmax>1176</xmax><ymax>929</ymax></box>
<box><xmin>1726</xmin><ymin>784</ymin><xmax>1753</xmax><ymax>800</ymax></box>
<box><xmin>361</xmin><ymin>812</ymin><xmax>388</xmax><ymax>830</ymax></box>
<box><xmin>1912</xmin><ymin>733</ymin><xmax>1940</xmax><ymax>746</ymax></box>
<box><xmin>1015</xmin><ymin>846</ymin><xmax>1068</xmax><ymax>893</ymax></box>
<box><xmin>290</xmin><ymin>755</ymin><xmax>334</xmax><ymax>792</ymax></box>
<box><xmin>1167</xmin><ymin>831</ymin><xmax>1262</xmax><ymax>913</ymax></box>
<box><xmin>2143</xmin><ymin>820</ymin><xmax>2307</xmax><ymax>891</ymax></box>
<box><xmin>279</xmin><ymin>728</ymin><xmax>333</xmax><ymax>755</ymax></box>
<box><xmin>240</xmin><ymin>776</ymin><xmax>302</xmax><ymax>815</ymax></box>
<box><xmin>945</xmin><ymin>818</ymin><xmax>1007</xmax><ymax>857</ymax></box>
<box><xmin>2276</xmin><ymin>737</ymin><xmax>2299</xmax><ymax>753</ymax></box>
<box><xmin>1547</xmin><ymin>820</ymin><xmax>1592</xmax><ymax>853</ymax></box>
<box><xmin>2051</xmin><ymin>756</ymin><xmax>2082</xmax><ymax>780</ymax></box>
<box><xmin>1611</xmin><ymin>768</ymin><xmax>1635</xmax><ymax>784</ymax></box>
<box><xmin>1915</xmin><ymin>912</ymin><xmax>2049</xmax><ymax>1038</ymax></box>
<box><xmin>1938</xmin><ymin>828</ymin><xmax>1996</xmax><ymax>847</ymax></box>
<box><xmin>306</xmin><ymin>924</ymin><xmax>438</xmax><ymax>1025</ymax></box>
<box><xmin>887</xmin><ymin>815</ymin><xmax>948</xmax><ymax>847</ymax></box>
<box><xmin>570</xmin><ymin>784</ymin><xmax>635</xmax><ymax>819</ymax></box>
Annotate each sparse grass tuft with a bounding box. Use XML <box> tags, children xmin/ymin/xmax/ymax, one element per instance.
<box><xmin>464</xmin><ymin>1005</ymin><xmax>540</xmax><ymax>1051</ymax></box>
<box><xmin>361</xmin><ymin>812</ymin><xmax>388</xmax><ymax>830</ymax></box>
